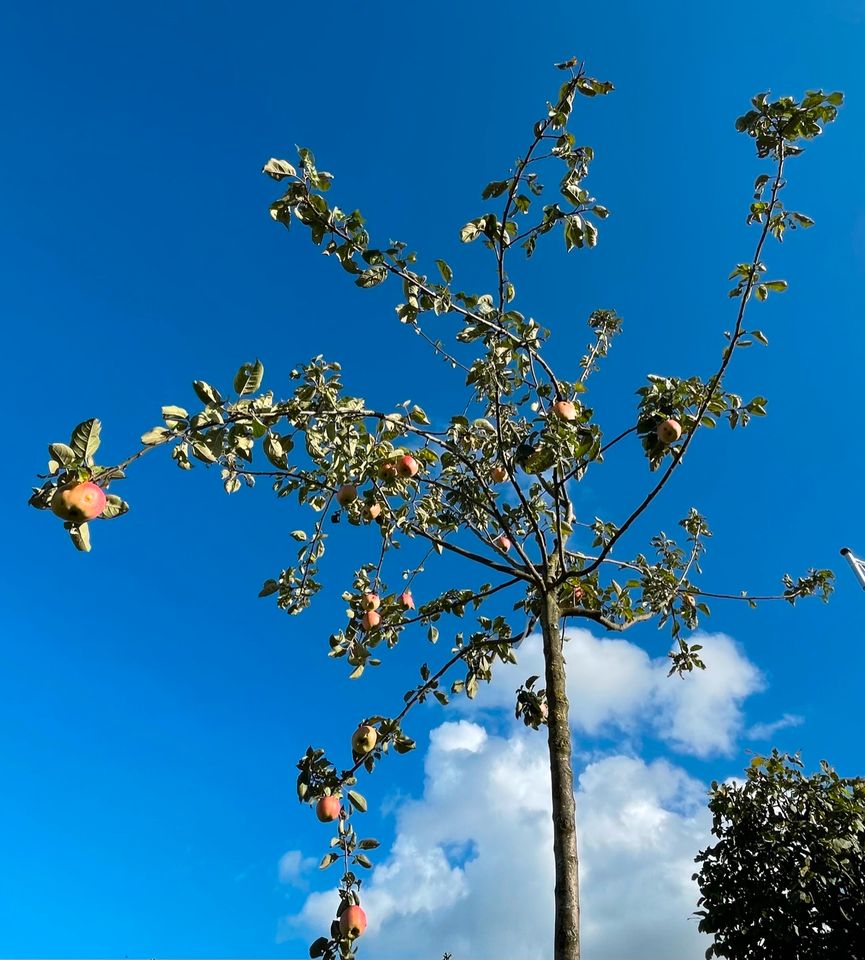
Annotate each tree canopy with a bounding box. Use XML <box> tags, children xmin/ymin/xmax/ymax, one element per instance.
<box><xmin>695</xmin><ymin>751</ymin><xmax>865</xmax><ymax>960</ymax></box>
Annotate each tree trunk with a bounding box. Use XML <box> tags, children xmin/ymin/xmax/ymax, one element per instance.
<box><xmin>541</xmin><ymin>590</ymin><xmax>580</xmax><ymax>960</ymax></box>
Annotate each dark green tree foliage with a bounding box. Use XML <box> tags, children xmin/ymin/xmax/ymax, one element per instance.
<box><xmin>695</xmin><ymin>751</ymin><xmax>865</xmax><ymax>960</ymax></box>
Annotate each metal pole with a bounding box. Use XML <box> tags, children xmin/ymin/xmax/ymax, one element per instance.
<box><xmin>840</xmin><ymin>547</ymin><xmax>865</xmax><ymax>591</ymax></box>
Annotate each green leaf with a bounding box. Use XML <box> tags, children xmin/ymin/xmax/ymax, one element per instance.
<box><xmin>435</xmin><ymin>259</ymin><xmax>453</xmax><ymax>283</ymax></box>
<box><xmin>259</xmin><ymin>579</ymin><xmax>279</xmax><ymax>598</ymax></box>
<box><xmin>262</xmin><ymin>158</ymin><xmax>297</xmax><ymax>181</ymax></box>
<box><xmin>100</xmin><ymin>494</ymin><xmax>129</xmax><ymax>520</ymax></box>
<box><xmin>68</xmin><ymin>522</ymin><xmax>91</xmax><ymax>552</ymax></box>
<box><xmin>141</xmin><ymin>426</ymin><xmax>172</xmax><ymax>445</ymax></box>
<box><xmin>308</xmin><ymin>936</ymin><xmax>329</xmax><ymax>958</ymax></box>
<box><xmin>356</xmin><ymin>266</ymin><xmax>387</xmax><ymax>288</ymax></box>
<box><xmin>358</xmin><ymin>838</ymin><xmax>380</xmax><ymax>850</ymax></box>
<box><xmin>564</xmin><ymin>217</ymin><xmax>584</xmax><ymax>252</ymax></box>
<box><xmin>161</xmin><ymin>405</ymin><xmax>188</xmax><ymax>428</ymax></box>
<box><xmin>318</xmin><ymin>853</ymin><xmax>339</xmax><ymax>869</ymax></box>
<box><xmin>347</xmin><ymin>790</ymin><xmax>367</xmax><ymax>813</ymax></box>
<box><xmin>70</xmin><ymin>419</ymin><xmax>101</xmax><ymax>463</ymax></box>
<box><xmin>263</xmin><ymin>433</ymin><xmax>289</xmax><ymax>468</ymax></box>
<box><xmin>460</xmin><ymin>221</ymin><xmax>482</xmax><ymax>243</ymax></box>
<box><xmin>354</xmin><ymin>854</ymin><xmax>373</xmax><ymax>869</ymax></box>
<box><xmin>752</xmin><ymin>330</ymin><xmax>769</xmax><ymax>346</ymax></box>
<box><xmin>48</xmin><ymin>442</ymin><xmax>77</xmax><ymax>467</ymax></box>
<box><xmin>481</xmin><ymin>179</ymin><xmax>510</xmax><ymax>199</ymax></box>
<box><xmin>234</xmin><ymin>359</ymin><xmax>264</xmax><ymax>396</ymax></box>
<box><xmin>191</xmin><ymin>442</ymin><xmax>218</xmax><ymax>463</ymax></box>
<box><xmin>192</xmin><ymin>380</ymin><xmax>223</xmax><ymax>405</ymax></box>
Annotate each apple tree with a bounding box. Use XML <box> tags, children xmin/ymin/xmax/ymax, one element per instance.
<box><xmin>29</xmin><ymin>59</ymin><xmax>841</xmax><ymax>960</ymax></box>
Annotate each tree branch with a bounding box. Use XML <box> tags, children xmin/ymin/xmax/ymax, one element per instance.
<box><xmin>575</xmin><ymin>146</ymin><xmax>787</xmax><ymax>582</ymax></box>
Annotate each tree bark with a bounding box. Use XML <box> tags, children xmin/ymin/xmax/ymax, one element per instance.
<box><xmin>541</xmin><ymin>590</ymin><xmax>580</xmax><ymax>960</ymax></box>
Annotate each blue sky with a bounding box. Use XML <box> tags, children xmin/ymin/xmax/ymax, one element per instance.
<box><xmin>2</xmin><ymin>1</ymin><xmax>864</xmax><ymax>957</ymax></box>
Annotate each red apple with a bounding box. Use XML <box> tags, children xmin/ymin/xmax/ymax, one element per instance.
<box><xmin>315</xmin><ymin>795</ymin><xmax>342</xmax><ymax>822</ymax></box>
<box><xmin>490</xmin><ymin>465</ymin><xmax>509</xmax><ymax>484</ymax></box>
<box><xmin>361</xmin><ymin>609</ymin><xmax>381</xmax><ymax>631</ymax></box>
<box><xmin>339</xmin><ymin>904</ymin><xmax>367</xmax><ymax>940</ymax></box>
<box><xmin>552</xmin><ymin>400</ymin><xmax>577</xmax><ymax>422</ymax></box>
<box><xmin>336</xmin><ymin>484</ymin><xmax>358</xmax><ymax>507</ymax></box>
<box><xmin>51</xmin><ymin>481</ymin><xmax>107</xmax><ymax>523</ymax></box>
<box><xmin>361</xmin><ymin>592</ymin><xmax>380</xmax><ymax>611</ymax></box>
<box><xmin>399</xmin><ymin>589</ymin><xmax>415</xmax><ymax>610</ymax></box>
<box><xmin>352</xmin><ymin>724</ymin><xmax>377</xmax><ymax>754</ymax></box>
<box><xmin>363</xmin><ymin>502</ymin><xmax>382</xmax><ymax>521</ymax></box>
<box><xmin>494</xmin><ymin>534</ymin><xmax>512</xmax><ymax>553</ymax></box>
<box><xmin>396</xmin><ymin>454</ymin><xmax>419</xmax><ymax>478</ymax></box>
<box><xmin>378</xmin><ymin>461</ymin><xmax>398</xmax><ymax>481</ymax></box>
<box><xmin>656</xmin><ymin>418</ymin><xmax>682</xmax><ymax>444</ymax></box>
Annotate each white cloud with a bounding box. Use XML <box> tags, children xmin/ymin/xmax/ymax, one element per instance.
<box><xmin>746</xmin><ymin>712</ymin><xmax>804</xmax><ymax>740</ymax></box>
<box><xmin>451</xmin><ymin>627</ymin><xmax>763</xmax><ymax>757</ymax></box>
<box><xmin>278</xmin><ymin>628</ymin><xmax>764</xmax><ymax>955</ymax></box>
<box><xmin>277</xmin><ymin>849</ymin><xmax>318</xmax><ymax>886</ymax></box>
<box><xmin>280</xmin><ymin>722</ymin><xmax>713</xmax><ymax>959</ymax></box>
<box><xmin>578</xmin><ymin>755</ymin><xmax>711</xmax><ymax>959</ymax></box>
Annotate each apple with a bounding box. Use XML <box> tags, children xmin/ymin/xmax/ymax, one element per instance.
<box><xmin>363</xmin><ymin>502</ymin><xmax>382</xmax><ymax>521</ymax></box>
<box><xmin>571</xmin><ymin>584</ymin><xmax>584</xmax><ymax>603</ymax></box>
<box><xmin>361</xmin><ymin>592</ymin><xmax>380</xmax><ymax>611</ymax></box>
<box><xmin>490</xmin><ymin>465</ymin><xmax>508</xmax><ymax>484</ymax></box>
<box><xmin>361</xmin><ymin>609</ymin><xmax>381</xmax><ymax>631</ymax></box>
<box><xmin>336</xmin><ymin>484</ymin><xmax>358</xmax><ymax>507</ymax></box>
<box><xmin>51</xmin><ymin>481</ymin><xmax>107</xmax><ymax>523</ymax></box>
<box><xmin>315</xmin><ymin>795</ymin><xmax>342</xmax><ymax>822</ymax></box>
<box><xmin>399</xmin><ymin>589</ymin><xmax>415</xmax><ymax>610</ymax></box>
<box><xmin>378</xmin><ymin>461</ymin><xmax>398</xmax><ymax>481</ymax></box>
<box><xmin>494</xmin><ymin>534</ymin><xmax>512</xmax><ymax>553</ymax></box>
<box><xmin>656</xmin><ymin>418</ymin><xmax>682</xmax><ymax>444</ymax></box>
<box><xmin>396</xmin><ymin>454</ymin><xmax>419</xmax><ymax>478</ymax></box>
<box><xmin>552</xmin><ymin>400</ymin><xmax>577</xmax><ymax>422</ymax></box>
<box><xmin>351</xmin><ymin>724</ymin><xmax>378</xmax><ymax>754</ymax></box>
<box><xmin>339</xmin><ymin>904</ymin><xmax>367</xmax><ymax>940</ymax></box>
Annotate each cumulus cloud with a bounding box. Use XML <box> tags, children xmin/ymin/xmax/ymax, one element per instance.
<box><xmin>280</xmin><ymin>722</ymin><xmax>713</xmax><ymax>959</ymax></box>
<box><xmin>278</xmin><ymin>628</ymin><xmax>764</xmax><ymax>955</ymax></box>
<box><xmin>745</xmin><ymin>712</ymin><xmax>804</xmax><ymax>741</ymax></box>
<box><xmin>451</xmin><ymin>627</ymin><xmax>763</xmax><ymax>757</ymax></box>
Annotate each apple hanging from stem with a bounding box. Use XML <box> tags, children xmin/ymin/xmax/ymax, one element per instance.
<box><xmin>656</xmin><ymin>418</ymin><xmax>682</xmax><ymax>443</ymax></box>
<box><xmin>51</xmin><ymin>481</ymin><xmax>107</xmax><ymax>524</ymax></box>
<box><xmin>315</xmin><ymin>795</ymin><xmax>342</xmax><ymax>822</ymax></box>
<box><xmin>351</xmin><ymin>724</ymin><xmax>378</xmax><ymax>755</ymax></box>
<box><xmin>336</xmin><ymin>484</ymin><xmax>358</xmax><ymax>507</ymax></box>
<box><xmin>339</xmin><ymin>904</ymin><xmax>367</xmax><ymax>940</ymax></box>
